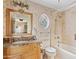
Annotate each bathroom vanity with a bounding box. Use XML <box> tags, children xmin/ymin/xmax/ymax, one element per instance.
<box><xmin>4</xmin><ymin>8</ymin><xmax>41</xmax><ymax>59</ymax></box>
<box><xmin>4</xmin><ymin>42</ymin><xmax>41</xmax><ymax>59</ymax></box>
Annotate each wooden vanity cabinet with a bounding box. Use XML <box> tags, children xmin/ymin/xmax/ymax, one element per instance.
<box><xmin>3</xmin><ymin>43</ymin><xmax>41</xmax><ymax>59</ymax></box>
<box><xmin>22</xmin><ymin>43</ymin><xmax>41</xmax><ymax>59</ymax></box>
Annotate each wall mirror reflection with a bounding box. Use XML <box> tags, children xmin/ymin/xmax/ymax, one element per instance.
<box><xmin>6</xmin><ymin>8</ymin><xmax>32</xmax><ymax>36</ymax></box>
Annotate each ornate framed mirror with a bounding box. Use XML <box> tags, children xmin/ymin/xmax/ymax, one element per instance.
<box><xmin>6</xmin><ymin>8</ymin><xmax>32</xmax><ymax>36</ymax></box>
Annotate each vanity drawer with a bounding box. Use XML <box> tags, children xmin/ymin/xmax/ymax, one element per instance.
<box><xmin>4</xmin><ymin>46</ymin><xmax>23</xmax><ymax>56</ymax></box>
<box><xmin>4</xmin><ymin>44</ymin><xmax>35</xmax><ymax>56</ymax></box>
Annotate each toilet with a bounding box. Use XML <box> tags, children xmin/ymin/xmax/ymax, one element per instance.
<box><xmin>40</xmin><ymin>40</ymin><xmax>56</xmax><ymax>59</ymax></box>
<box><xmin>45</xmin><ymin>47</ymin><xmax>56</xmax><ymax>59</ymax></box>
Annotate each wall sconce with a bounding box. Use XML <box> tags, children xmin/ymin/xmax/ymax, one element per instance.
<box><xmin>12</xmin><ymin>0</ymin><xmax>29</xmax><ymax>9</ymax></box>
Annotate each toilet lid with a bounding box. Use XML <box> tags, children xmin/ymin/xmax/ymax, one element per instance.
<box><xmin>45</xmin><ymin>47</ymin><xmax>56</xmax><ymax>53</ymax></box>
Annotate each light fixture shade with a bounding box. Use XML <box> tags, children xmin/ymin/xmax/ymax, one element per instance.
<box><xmin>12</xmin><ymin>0</ymin><xmax>29</xmax><ymax>9</ymax></box>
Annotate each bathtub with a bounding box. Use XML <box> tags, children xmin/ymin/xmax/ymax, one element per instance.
<box><xmin>55</xmin><ymin>43</ymin><xmax>76</xmax><ymax>59</ymax></box>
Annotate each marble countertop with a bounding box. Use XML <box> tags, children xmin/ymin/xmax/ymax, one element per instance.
<box><xmin>3</xmin><ymin>40</ymin><xmax>42</xmax><ymax>48</ymax></box>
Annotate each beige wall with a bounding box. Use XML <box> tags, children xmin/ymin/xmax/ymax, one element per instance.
<box><xmin>3</xmin><ymin>0</ymin><xmax>76</xmax><ymax>48</ymax></box>
<box><xmin>62</xmin><ymin>6</ymin><xmax>76</xmax><ymax>47</ymax></box>
<box><xmin>3</xmin><ymin>0</ymin><xmax>56</xmax><ymax>48</ymax></box>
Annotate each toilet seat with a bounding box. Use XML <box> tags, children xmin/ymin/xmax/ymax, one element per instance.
<box><xmin>45</xmin><ymin>47</ymin><xmax>56</xmax><ymax>59</ymax></box>
<box><xmin>45</xmin><ymin>47</ymin><xmax>56</xmax><ymax>53</ymax></box>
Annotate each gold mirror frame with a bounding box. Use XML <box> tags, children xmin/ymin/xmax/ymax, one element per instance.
<box><xmin>6</xmin><ymin>8</ymin><xmax>32</xmax><ymax>36</ymax></box>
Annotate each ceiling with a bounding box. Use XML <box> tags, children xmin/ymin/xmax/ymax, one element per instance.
<box><xmin>29</xmin><ymin>0</ymin><xmax>76</xmax><ymax>11</ymax></box>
